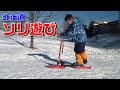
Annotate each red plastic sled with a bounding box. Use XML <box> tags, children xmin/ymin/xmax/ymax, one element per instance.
<box><xmin>47</xmin><ymin>40</ymin><xmax>65</xmax><ymax>69</ymax></box>
<box><xmin>47</xmin><ymin>65</ymin><xmax>65</xmax><ymax>69</ymax></box>
<box><xmin>74</xmin><ymin>66</ymin><xmax>91</xmax><ymax>69</ymax></box>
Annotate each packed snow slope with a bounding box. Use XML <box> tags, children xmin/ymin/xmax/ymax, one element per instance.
<box><xmin>0</xmin><ymin>30</ymin><xmax>120</xmax><ymax>79</ymax></box>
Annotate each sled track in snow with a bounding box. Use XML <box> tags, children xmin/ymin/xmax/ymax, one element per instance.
<box><xmin>8</xmin><ymin>37</ymin><xmax>74</xmax><ymax>65</ymax></box>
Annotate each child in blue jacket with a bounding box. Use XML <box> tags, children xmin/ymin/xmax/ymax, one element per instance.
<box><xmin>60</xmin><ymin>14</ymin><xmax>87</xmax><ymax>66</ymax></box>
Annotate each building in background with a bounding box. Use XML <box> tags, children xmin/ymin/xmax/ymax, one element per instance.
<box><xmin>94</xmin><ymin>20</ymin><xmax>119</xmax><ymax>34</ymax></box>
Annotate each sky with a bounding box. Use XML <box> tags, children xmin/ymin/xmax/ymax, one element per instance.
<box><xmin>0</xmin><ymin>11</ymin><xmax>118</xmax><ymax>28</ymax></box>
<box><xmin>56</xmin><ymin>11</ymin><xmax>118</xmax><ymax>27</ymax></box>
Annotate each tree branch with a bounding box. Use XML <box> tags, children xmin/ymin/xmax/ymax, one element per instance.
<box><xmin>35</xmin><ymin>11</ymin><xmax>45</xmax><ymax>22</ymax></box>
<box><xmin>42</xmin><ymin>11</ymin><xmax>53</xmax><ymax>23</ymax></box>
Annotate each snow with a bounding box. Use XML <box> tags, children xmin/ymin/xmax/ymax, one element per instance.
<box><xmin>0</xmin><ymin>30</ymin><xmax>120</xmax><ymax>79</ymax></box>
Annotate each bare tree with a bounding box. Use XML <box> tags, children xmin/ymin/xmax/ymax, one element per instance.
<box><xmin>24</xmin><ymin>11</ymin><xmax>45</xmax><ymax>49</ymax></box>
<box><xmin>26</xmin><ymin>11</ymin><xmax>63</xmax><ymax>49</ymax></box>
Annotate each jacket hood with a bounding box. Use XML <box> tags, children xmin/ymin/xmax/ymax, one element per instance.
<box><xmin>73</xmin><ymin>18</ymin><xmax>80</xmax><ymax>24</ymax></box>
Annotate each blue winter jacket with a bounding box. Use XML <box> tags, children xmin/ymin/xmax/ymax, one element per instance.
<box><xmin>61</xmin><ymin>18</ymin><xmax>87</xmax><ymax>44</ymax></box>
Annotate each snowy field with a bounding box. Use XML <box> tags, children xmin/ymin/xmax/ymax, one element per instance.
<box><xmin>0</xmin><ymin>30</ymin><xmax>120</xmax><ymax>79</ymax></box>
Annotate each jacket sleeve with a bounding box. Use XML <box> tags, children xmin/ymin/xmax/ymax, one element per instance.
<box><xmin>61</xmin><ymin>28</ymin><xmax>73</xmax><ymax>36</ymax></box>
<box><xmin>61</xmin><ymin>23</ymin><xmax>76</xmax><ymax>37</ymax></box>
<box><xmin>60</xmin><ymin>31</ymin><xmax>67</xmax><ymax>36</ymax></box>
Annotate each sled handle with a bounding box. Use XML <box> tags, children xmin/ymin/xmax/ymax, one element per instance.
<box><xmin>57</xmin><ymin>39</ymin><xmax>64</xmax><ymax>65</ymax></box>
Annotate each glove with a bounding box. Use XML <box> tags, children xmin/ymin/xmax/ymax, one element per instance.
<box><xmin>60</xmin><ymin>32</ymin><xmax>65</xmax><ymax>36</ymax></box>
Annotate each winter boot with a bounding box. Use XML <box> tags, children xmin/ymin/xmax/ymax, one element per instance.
<box><xmin>83</xmin><ymin>59</ymin><xmax>87</xmax><ymax>64</ymax></box>
<box><xmin>72</xmin><ymin>62</ymin><xmax>83</xmax><ymax>66</ymax></box>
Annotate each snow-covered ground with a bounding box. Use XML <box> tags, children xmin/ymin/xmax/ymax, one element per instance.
<box><xmin>0</xmin><ymin>30</ymin><xmax>120</xmax><ymax>79</ymax></box>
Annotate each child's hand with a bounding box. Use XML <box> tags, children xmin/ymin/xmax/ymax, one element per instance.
<box><xmin>57</xmin><ymin>34</ymin><xmax>61</xmax><ymax>37</ymax></box>
<box><xmin>60</xmin><ymin>32</ymin><xmax>64</xmax><ymax>36</ymax></box>
<box><xmin>57</xmin><ymin>33</ymin><xmax>63</xmax><ymax>37</ymax></box>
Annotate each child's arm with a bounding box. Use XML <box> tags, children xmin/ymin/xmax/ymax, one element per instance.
<box><xmin>60</xmin><ymin>30</ymin><xmax>68</xmax><ymax>36</ymax></box>
<box><xmin>60</xmin><ymin>22</ymin><xmax>75</xmax><ymax>37</ymax></box>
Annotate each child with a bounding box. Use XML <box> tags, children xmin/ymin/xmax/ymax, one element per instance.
<box><xmin>60</xmin><ymin>14</ymin><xmax>87</xmax><ymax>66</ymax></box>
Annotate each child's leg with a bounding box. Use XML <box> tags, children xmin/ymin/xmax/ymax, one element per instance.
<box><xmin>74</xmin><ymin>42</ymin><xmax>86</xmax><ymax>65</ymax></box>
<box><xmin>80</xmin><ymin>51</ymin><xmax>87</xmax><ymax>61</ymax></box>
<box><xmin>75</xmin><ymin>53</ymin><xmax>83</xmax><ymax>64</ymax></box>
